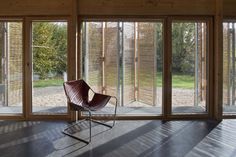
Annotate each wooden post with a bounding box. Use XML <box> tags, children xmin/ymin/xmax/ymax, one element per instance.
<box><xmin>194</xmin><ymin>23</ymin><xmax>199</xmax><ymax>106</ymax></box>
<box><xmin>102</xmin><ymin>22</ymin><xmax>105</xmax><ymax>94</ymax></box>
<box><xmin>134</xmin><ymin>22</ymin><xmax>138</xmax><ymax>101</ymax></box>
<box><xmin>232</xmin><ymin>24</ymin><xmax>235</xmax><ymax>106</ymax></box>
<box><xmin>153</xmin><ymin>23</ymin><xmax>157</xmax><ymax>106</ymax></box>
<box><xmin>70</xmin><ymin>0</ymin><xmax>78</xmax><ymax>121</ymax></box>
<box><xmin>24</xmin><ymin>17</ymin><xmax>31</xmax><ymax>119</ymax></box>
<box><xmin>164</xmin><ymin>17</ymin><xmax>172</xmax><ymax>117</ymax></box>
<box><xmin>227</xmin><ymin>23</ymin><xmax>231</xmax><ymax>106</ymax></box>
<box><xmin>213</xmin><ymin>0</ymin><xmax>223</xmax><ymax>120</ymax></box>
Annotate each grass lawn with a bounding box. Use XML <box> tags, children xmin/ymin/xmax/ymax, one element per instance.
<box><xmin>172</xmin><ymin>74</ymin><xmax>194</xmax><ymax>89</ymax></box>
<box><xmin>33</xmin><ymin>73</ymin><xmax>194</xmax><ymax>89</ymax></box>
<box><xmin>157</xmin><ymin>73</ymin><xmax>194</xmax><ymax>89</ymax></box>
<box><xmin>33</xmin><ymin>79</ymin><xmax>64</xmax><ymax>88</ymax></box>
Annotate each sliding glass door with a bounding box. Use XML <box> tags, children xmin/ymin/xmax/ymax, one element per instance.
<box><xmin>31</xmin><ymin>21</ymin><xmax>68</xmax><ymax>115</ymax></box>
<box><xmin>0</xmin><ymin>18</ymin><xmax>212</xmax><ymax>119</ymax></box>
<box><xmin>171</xmin><ymin>21</ymin><xmax>208</xmax><ymax>114</ymax></box>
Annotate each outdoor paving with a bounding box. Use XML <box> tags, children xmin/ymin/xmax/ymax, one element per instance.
<box><xmin>32</xmin><ymin>86</ymin><xmax>67</xmax><ymax>107</ymax></box>
<box><xmin>1</xmin><ymin>86</ymin><xmax>236</xmax><ymax>114</ymax></box>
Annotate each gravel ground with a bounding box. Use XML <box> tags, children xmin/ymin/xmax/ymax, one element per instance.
<box><xmin>5</xmin><ymin>86</ymin><xmax>205</xmax><ymax>108</ymax></box>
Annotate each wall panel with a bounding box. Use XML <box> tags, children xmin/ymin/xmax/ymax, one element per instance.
<box><xmin>78</xmin><ymin>0</ymin><xmax>215</xmax><ymax>16</ymax></box>
<box><xmin>223</xmin><ymin>0</ymin><xmax>236</xmax><ymax>17</ymax></box>
<box><xmin>0</xmin><ymin>0</ymin><xmax>72</xmax><ymax>16</ymax></box>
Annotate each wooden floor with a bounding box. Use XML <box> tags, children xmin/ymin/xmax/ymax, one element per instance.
<box><xmin>0</xmin><ymin>119</ymin><xmax>236</xmax><ymax>157</ymax></box>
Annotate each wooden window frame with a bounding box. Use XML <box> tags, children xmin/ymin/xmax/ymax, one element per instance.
<box><xmin>222</xmin><ymin>18</ymin><xmax>236</xmax><ymax>119</ymax></box>
<box><xmin>77</xmin><ymin>16</ymin><xmax>214</xmax><ymax>120</ymax></box>
<box><xmin>25</xmin><ymin>16</ymin><xmax>72</xmax><ymax>121</ymax></box>
<box><xmin>167</xmin><ymin>17</ymin><xmax>213</xmax><ymax>119</ymax></box>
<box><xmin>0</xmin><ymin>17</ymin><xmax>25</xmax><ymax>120</ymax></box>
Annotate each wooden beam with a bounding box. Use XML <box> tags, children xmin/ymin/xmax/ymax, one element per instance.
<box><xmin>68</xmin><ymin>0</ymin><xmax>78</xmax><ymax>121</ymax></box>
<box><xmin>24</xmin><ymin>17</ymin><xmax>31</xmax><ymax>119</ymax></box>
<box><xmin>223</xmin><ymin>0</ymin><xmax>236</xmax><ymax>17</ymax></box>
<box><xmin>164</xmin><ymin>17</ymin><xmax>171</xmax><ymax>117</ymax></box>
<box><xmin>213</xmin><ymin>0</ymin><xmax>223</xmax><ymax>120</ymax></box>
<box><xmin>0</xmin><ymin>0</ymin><xmax>72</xmax><ymax>16</ymax></box>
<box><xmin>78</xmin><ymin>0</ymin><xmax>215</xmax><ymax>16</ymax></box>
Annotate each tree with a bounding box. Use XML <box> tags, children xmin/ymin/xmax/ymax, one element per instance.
<box><xmin>33</xmin><ymin>22</ymin><xmax>57</xmax><ymax>79</ymax></box>
<box><xmin>156</xmin><ymin>23</ymin><xmax>163</xmax><ymax>72</ymax></box>
<box><xmin>33</xmin><ymin>22</ymin><xmax>67</xmax><ymax>79</ymax></box>
<box><xmin>51</xmin><ymin>23</ymin><xmax>67</xmax><ymax>75</ymax></box>
<box><xmin>172</xmin><ymin>23</ymin><xmax>195</xmax><ymax>75</ymax></box>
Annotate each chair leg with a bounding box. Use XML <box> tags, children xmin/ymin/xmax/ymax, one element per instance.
<box><xmin>62</xmin><ymin>128</ymin><xmax>90</xmax><ymax>144</ymax></box>
<box><xmin>88</xmin><ymin>110</ymin><xmax>92</xmax><ymax>143</ymax></box>
<box><xmin>91</xmin><ymin>119</ymin><xmax>113</xmax><ymax>128</ymax></box>
<box><xmin>63</xmin><ymin>98</ymin><xmax>117</xmax><ymax>144</ymax></box>
<box><xmin>92</xmin><ymin>97</ymin><xmax>118</xmax><ymax>128</ymax></box>
<box><xmin>62</xmin><ymin>111</ymin><xmax>92</xmax><ymax>144</ymax></box>
<box><xmin>113</xmin><ymin>97</ymin><xmax>118</xmax><ymax>127</ymax></box>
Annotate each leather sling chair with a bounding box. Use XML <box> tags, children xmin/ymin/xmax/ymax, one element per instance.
<box><xmin>63</xmin><ymin>79</ymin><xmax>117</xmax><ymax>144</ymax></box>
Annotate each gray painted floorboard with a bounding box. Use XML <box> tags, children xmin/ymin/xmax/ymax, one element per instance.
<box><xmin>0</xmin><ymin>120</ymin><xmax>236</xmax><ymax>157</ymax></box>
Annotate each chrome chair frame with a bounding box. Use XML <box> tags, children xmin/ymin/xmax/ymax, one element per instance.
<box><xmin>62</xmin><ymin>80</ymin><xmax>118</xmax><ymax>144</ymax></box>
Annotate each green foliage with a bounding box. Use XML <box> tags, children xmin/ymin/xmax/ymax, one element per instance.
<box><xmin>51</xmin><ymin>24</ymin><xmax>67</xmax><ymax>75</ymax></box>
<box><xmin>156</xmin><ymin>73</ymin><xmax>194</xmax><ymax>89</ymax></box>
<box><xmin>156</xmin><ymin>23</ymin><xmax>163</xmax><ymax>71</ymax></box>
<box><xmin>172</xmin><ymin>23</ymin><xmax>195</xmax><ymax>75</ymax></box>
<box><xmin>33</xmin><ymin>22</ymin><xmax>67</xmax><ymax>79</ymax></box>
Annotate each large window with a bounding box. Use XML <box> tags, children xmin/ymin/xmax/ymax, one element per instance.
<box><xmin>81</xmin><ymin>21</ymin><xmax>163</xmax><ymax>116</ymax></box>
<box><xmin>31</xmin><ymin>21</ymin><xmax>68</xmax><ymax>114</ymax></box>
<box><xmin>171</xmin><ymin>21</ymin><xmax>208</xmax><ymax>114</ymax></box>
<box><xmin>0</xmin><ymin>21</ymin><xmax>23</xmax><ymax>115</ymax></box>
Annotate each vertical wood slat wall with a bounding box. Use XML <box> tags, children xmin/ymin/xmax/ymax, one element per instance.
<box><xmin>84</xmin><ymin>22</ymin><xmax>103</xmax><ymax>93</ymax></box>
<box><xmin>83</xmin><ymin>22</ymin><xmax>158</xmax><ymax>107</ymax></box>
<box><xmin>84</xmin><ymin>22</ymin><xmax>120</xmax><ymax>104</ymax></box>
<box><xmin>104</xmin><ymin>22</ymin><xmax>119</xmax><ymax>102</ymax></box>
<box><xmin>214</xmin><ymin>0</ymin><xmax>223</xmax><ymax>120</ymax></box>
<box><xmin>137</xmin><ymin>23</ymin><xmax>156</xmax><ymax>106</ymax></box>
<box><xmin>123</xmin><ymin>23</ymin><xmax>135</xmax><ymax>105</ymax></box>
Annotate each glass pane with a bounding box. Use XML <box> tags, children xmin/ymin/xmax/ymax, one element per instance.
<box><xmin>32</xmin><ymin>21</ymin><xmax>68</xmax><ymax>114</ymax></box>
<box><xmin>171</xmin><ymin>22</ymin><xmax>207</xmax><ymax>114</ymax></box>
<box><xmin>0</xmin><ymin>22</ymin><xmax>23</xmax><ymax>114</ymax></box>
<box><xmin>223</xmin><ymin>22</ymin><xmax>236</xmax><ymax>114</ymax></box>
<box><xmin>81</xmin><ymin>21</ymin><xmax>163</xmax><ymax>116</ymax></box>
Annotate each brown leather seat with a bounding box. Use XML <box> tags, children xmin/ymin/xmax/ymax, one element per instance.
<box><xmin>62</xmin><ymin>79</ymin><xmax>117</xmax><ymax>144</ymax></box>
